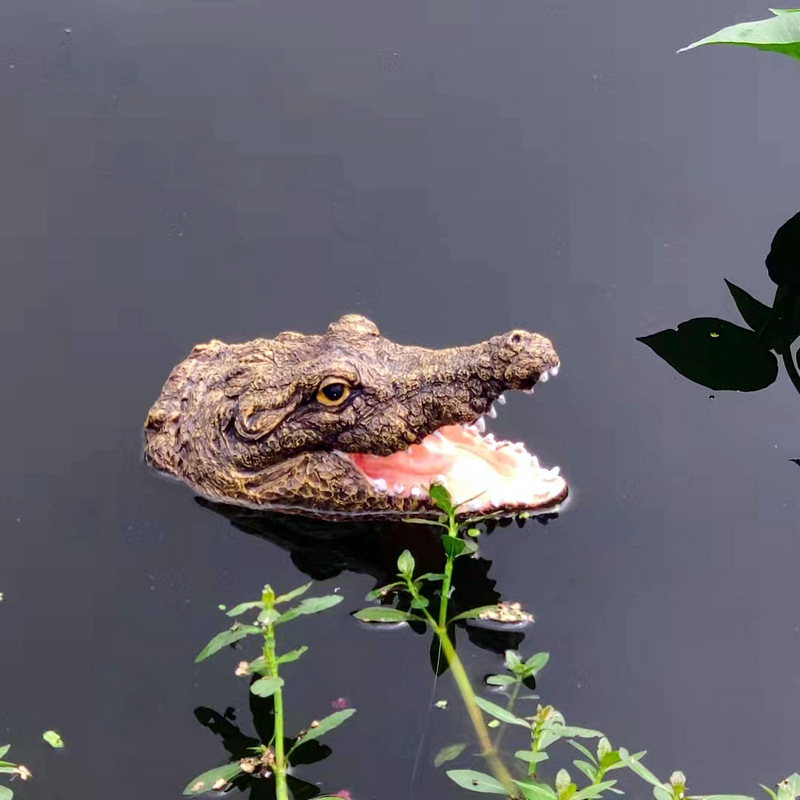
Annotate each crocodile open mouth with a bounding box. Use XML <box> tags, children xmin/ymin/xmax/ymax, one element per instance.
<box><xmin>342</xmin><ymin>364</ymin><xmax>566</xmax><ymax>515</ymax></box>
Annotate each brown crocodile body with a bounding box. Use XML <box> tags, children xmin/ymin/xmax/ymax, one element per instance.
<box><xmin>144</xmin><ymin>315</ymin><xmax>567</xmax><ymax>520</ymax></box>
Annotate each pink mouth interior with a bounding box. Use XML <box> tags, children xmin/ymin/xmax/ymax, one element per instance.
<box><xmin>345</xmin><ymin>423</ymin><xmax>566</xmax><ymax>513</ymax></box>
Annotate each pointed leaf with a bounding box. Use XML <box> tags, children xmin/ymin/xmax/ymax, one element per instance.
<box><xmin>679</xmin><ymin>10</ymin><xmax>800</xmax><ymax>62</ymax></box>
<box><xmin>450</xmin><ymin>605</ymin><xmax>500</xmax><ymax>623</ymax></box>
<box><xmin>0</xmin><ymin>787</ymin><xmax>12</xmax><ymax>800</ymax></box>
<box><xmin>473</xmin><ymin>696</ymin><xmax>531</xmax><ymax>727</ymax></box>
<box><xmin>288</xmin><ymin>709</ymin><xmax>356</xmax><ymax>755</ymax></box>
<box><xmin>275</xmin><ymin>582</ymin><xmax>313</xmax><ymax>604</ymax></box>
<box><xmin>514</xmin><ymin>751</ymin><xmax>549</xmax><ymax>764</ymax></box>
<box><xmin>654</xmin><ymin>786</ymin><xmax>673</xmax><ymax>800</ymax></box>
<box><xmin>277</xmin><ymin>595</ymin><xmax>343</xmax><ymax>624</ymax></box>
<box><xmin>573</xmin><ymin>760</ymin><xmax>598</xmax><ymax>782</ymax></box>
<box><xmin>0</xmin><ymin>747</ymin><xmax>10</xmax><ymax>761</ymax></box>
<box><xmin>434</xmin><ymin>742</ymin><xmax>467</xmax><ymax>768</ymax></box>
<box><xmin>567</xmin><ymin>740</ymin><xmax>597</xmax><ymax>765</ymax></box>
<box><xmin>486</xmin><ymin>674</ymin><xmax>516</xmax><ymax>687</ymax></box>
<box><xmin>195</xmin><ymin>625</ymin><xmax>261</xmax><ymax>662</ymax></box>
<box><xmin>353</xmin><ymin>607</ymin><xmax>422</xmax><ymax>624</ymax></box>
<box><xmin>523</xmin><ymin>652</ymin><xmax>550</xmax><ymax>675</ymax></box>
<box><xmin>447</xmin><ymin>769</ymin><xmax>507</xmax><ymax>794</ymax></box>
<box><xmin>442</xmin><ymin>536</ymin><xmax>466</xmax><ymax>558</ymax></box>
<box><xmin>366</xmin><ymin>582</ymin><xmax>404</xmax><ymax>601</ymax></box>
<box><xmin>250</xmin><ymin>676</ymin><xmax>284</xmax><ymax>697</ymax></box>
<box><xmin>515</xmin><ymin>780</ymin><xmax>559</xmax><ymax>800</ymax></box>
<box><xmin>573</xmin><ymin>781</ymin><xmax>618</xmax><ymax>800</ymax></box>
<box><xmin>429</xmin><ymin>484</ymin><xmax>454</xmax><ymax>514</ymax></box>
<box><xmin>225</xmin><ymin>601</ymin><xmax>263</xmax><ymax>617</ymax></box>
<box><xmin>276</xmin><ymin>646</ymin><xmax>308</xmax><ymax>665</ymax></box>
<box><xmin>183</xmin><ymin>763</ymin><xmax>244</xmax><ymax>794</ymax></box>
<box><xmin>618</xmin><ymin>749</ymin><xmax>661</xmax><ymax>788</ymax></box>
<box><xmin>397</xmin><ymin>550</ymin><xmax>415</xmax><ymax>577</ymax></box>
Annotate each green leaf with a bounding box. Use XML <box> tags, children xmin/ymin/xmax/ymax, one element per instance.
<box><xmin>701</xmin><ymin>796</ymin><xmax>755</xmax><ymax>800</ymax></box>
<box><xmin>195</xmin><ymin>625</ymin><xmax>261</xmax><ymax>662</ymax></box>
<box><xmin>250</xmin><ymin>676</ymin><xmax>284</xmax><ymax>697</ymax></box>
<box><xmin>43</xmin><ymin>730</ymin><xmax>64</xmax><ymax>748</ymax></box>
<box><xmin>416</xmin><ymin>572</ymin><xmax>446</xmax><ymax>583</ymax></box>
<box><xmin>183</xmin><ymin>763</ymin><xmax>244</xmax><ymax>795</ymax></box>
<box><xmin>288</xmin><ymin>709</ymin><xmax>356</xmax><ymax>755</ymax></box>
<box><xmin>725</xmin><ymin>281</ymin><xmax>800</xmax><ymax>351</ymax></box>
<box><xmin>597</xmin><ymin>737</ymin><xmax>612</xmax><ymax>762</ymax></box>
<box><xmin>447</xmin><ymin>769</ymin><xmax>507</xmax><ymax>794</ymax></box>
<box><xmin>653</xmin><ymin>786</ymin><xmax>673</xmax><ymax>800</ymax></box>
<box><xmin>523</xmin><ymin>652</ymin><xmax>550</xmax><ymax>676</ymax></box>
<box><xmin>365</xmin><ymin>581</ymin><xmax>403</xmax><ymax>601</ymax></box>
<box><xmin>505</xmin><ymin>650</ymin><xmax>523</xmax><ymax>671</ymax></box>
<box><xmin>434</xmin><ymin>742</ymin><xmax>467</xmax><ymax>767</ymax></box>
<box><xmin>515</xmin><ymin>780</ymin><xmax>559</xmax><ymax>800</ymax></box>
<box><xmin>514</xmin><ymin>751</ymin><xmax>549</xmax><ymax>764</ymax></box>
<box><xmin>556</xmin><ymin>770</ymin><xmax>572</xmax><ymax>794</ymax></box>
<box><xmin>486</xmin><ymin>674</ymin><xmax>516</xmax><ymax>687</ymax></box>
<box><xmin>573</xmin><ymin>781</ymin><xmax>618</xmax><ymax>800</ymax></box>
<box><xmin>275</xmin><ymin>582</ymin><xmax>313</xmax><ymax>604</ymax></box>
<box><xmin>225</xmin><ymin>600</ymin><xmax>263</xmax><ymax>617</ymax></box>
<box><xmin>678</xmin><ymin>9</ymin><xmax>800</xmax><ymax>62</ymax></box>
<box><xmin>637</xmin><ymin>318</ymin><xmax>778</xmax><ymax>391</ymax></box>
<box><xmin>277</xmin><ymin>595</ymin><xmax>343</xmax><ymax>624</ymax></box>
<box><xmin>257</xmin><ymin>608</ymin><xmax>281</xmax><ymax>626</ymax></box>
<box><xmin>618</xmin><ymin>749</ymin><xmax>661</xmax><ymax>788</ymax></box>
<box><xmin>0</xmin><ymin>747</ymin><xmax>9</xmax><ymax>761</ymax></box>
<box><xmin>473</xmin><ymin>696</ymin><xmax>531</xmax><ymax>727</ymax></box>
<box><xmin>353</xmin><ymin>607</ymin><xmax>422</xmax><ymax>623</ymax></box>
<box><xmin>397</xmin><ymin>550</ymin><xmax>415</xmax><ymax>577</ymax></box>
<box><xmin>429</xmin><ymin>484</ymin><xmax>454</xmax><ymax>514</ymax></box>
<box><xmin>604</xmin><ymin>750</ymin><xmax>645</xmax><ymax>773</ymax></box>
<box><xmin>449</xmin><ymin>605</ymin><xmax>499</xmax><ymax>623</ymax></box>
<box><xmin>442</xmin><ymin>536</ymin><xmax>466</xmax><ymax>558</ymax></box>
<box><xmin>0</xmin><ymin>786</ymin><xmax>12</xmax><ymax>800</ymax></box>
<box><xmin>761</xmin><ymin>786</ymin><xmax>778</xmax><ymax>800</ymax></box>
<box><xmin>567</xmin><ymin>740</ymin><xmax>597</xmax><ymax>765</ymax></box>
<box><xmin>573</xmin><ymin>760</ymin><xmax>598</xmax><ymax>782</ymax></box>
<box><xmin>539</xmin><ymin>725</ymin><xmax>602</xmax><ymax>751</ymax></box>
<box><xmin>276</xmin><ymin>646</ymin><xmax>308</xmax><ymax>664</ymax></box>
<box><xmin>410</xmin><ymin>596</ymin><xmax>430</xmax><ymax>610</ymax></box>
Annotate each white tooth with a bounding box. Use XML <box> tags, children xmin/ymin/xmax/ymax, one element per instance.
<box><xmin>373</xmin><ymin>478</ymin><xmax>387</xmax><ymax>492</ymax></box>
<box><xmin>486</xmin><ymin>405</ymin><xmax>497</xmax><ymax>419</ymax></box>
<box><xmin>539</xmin><ymin>371</ymin><xmax>549</xmax><ymax>383</ymax></box>
<box><xmin>433</xmin><ymin>474</ymin><xmax>448</xmax><ymax>489</ymax></box>
<box><xmin>485</xmin><ymin>433</ymin><xmax>497</xmax><ymax>446</ymax></box>
<box><xmin>549</xmin><ymin>364</ymin><xmax>560</xmax><ymax>377</ymax></box>
<box><xmin>496</xmin><ymin>394</ymin><xmax>507</xmax><ymax>405</ymax></box>
<box><xmin>513</xmin><ymin>442</ymin><xmax>525</xmax><ymax>452</ymax></box>
<box><xmin>544</xmin><ymin>467</ymin><xmax>560</xmax><ymax>481</ymax></box>
<box><xmin>531</xmin><ymin>456</ymin><xmax>539</xmax><ymax>469</ymax></box>
<box><xmin>393</xmin><ymin>482</ymin><xmax>405</xmax><ymax>494</ymax></box>
<box><xmin>411</xmin><ymin>487</ymin><xmax>422</xmax><ymax>498</ymax></box>
<box><xmin>432</xmin><ymin>430</ymin><xmax>444</xmax><ymax>440</ymax></box>
<box><xmin>475</xmin><ymin>417</ymin><xmax>486</xmax><ymax>433</ymax></box>
<box><xmin>523</xmin><ymin>387</ymin><xmax>535</xmax><ymax>395</ymax></box>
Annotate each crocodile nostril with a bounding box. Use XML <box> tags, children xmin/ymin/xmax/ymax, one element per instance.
<box><xmin>510</xmin><ymin>332</ymin><xmax>522</xmax><ymax>345</ymax></box>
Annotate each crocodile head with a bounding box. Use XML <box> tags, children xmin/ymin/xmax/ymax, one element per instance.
<box><xmin>144</xmin><ymin>314</ymin><xmax>568</xmax><ymax>520</ymax></box>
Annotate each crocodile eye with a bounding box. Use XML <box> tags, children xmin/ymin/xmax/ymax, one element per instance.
<box><xmin>316</xmin><ymin>378</ymin><xmax>351</xmax><ymax>407</ymax></box>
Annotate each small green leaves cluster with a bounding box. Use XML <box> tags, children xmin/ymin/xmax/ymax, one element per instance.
<box><xmin>0</xmin><ymin>745</ymin><xmax>31</xmax><ymax>800</ymax></box>
<box><xmin>185</xmin><ymin>582</ymin><xmax>355</xmax><ymax>799</ymax></box>
<box><xmin>487</xmin><ymin>650</ymin><xmax>549</xmax><ymax>689</ymax></box>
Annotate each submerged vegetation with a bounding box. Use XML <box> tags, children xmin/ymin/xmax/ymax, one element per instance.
<box><xmin>680</xmin><ymin>8</ymin><xmax>800</xmax><ymax>62</ymax></box>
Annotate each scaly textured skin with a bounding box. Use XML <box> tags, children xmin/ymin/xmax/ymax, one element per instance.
<box><xmin>144</xmin><ymin>314</ymin><xmax>564</xmax><ymax>519</ymax></box>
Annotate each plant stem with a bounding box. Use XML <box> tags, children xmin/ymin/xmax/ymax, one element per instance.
<box><xmin>493</xmin><ymin>680</ymin><xmax>522</xmax><ymax>752</ymax></box>
<box><xmin>265</xmin><ymin>622</ymin><xmax>289</xmax><ymax>800</ymax></box>
<box><xmin>437</xmin><ymin>510</ymin><xmax>458</xmax><ymax>631</ymax></box>
<box><xmin>438</xmin><ymin>626</ymin><xmax>519</xmax><ymax>797</ymax></box>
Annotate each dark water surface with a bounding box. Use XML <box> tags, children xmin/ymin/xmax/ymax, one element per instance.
<box><xmin>2</xmin><ymin>1</ymin><xmax>800</xmax><ymax>797</ymax></box>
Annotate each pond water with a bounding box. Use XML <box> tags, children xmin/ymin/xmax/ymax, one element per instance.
<box><xmin>2</xmin><ymin>1</ymin><xmax>800</xmax><ymax>798</ymax></box>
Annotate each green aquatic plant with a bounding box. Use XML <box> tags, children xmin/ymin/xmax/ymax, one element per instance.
<box><xmin>679</xmin><ymin>8</ymin><xmax>800</xmax><ymax>62</ymax></box>
<box><xmin>0</xmin><ymin>745</ymin><xmax>32</xmax><ymax>799</ymax></box>
<box><xmin>356</xmin><ymin>486</ymin><xmax>800</xmax><ymax>800</ymax></box>
<box><xmin>185</xmin><ymin>582</ymin><xmax>355</xmax><ymax>800</ymax></box>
